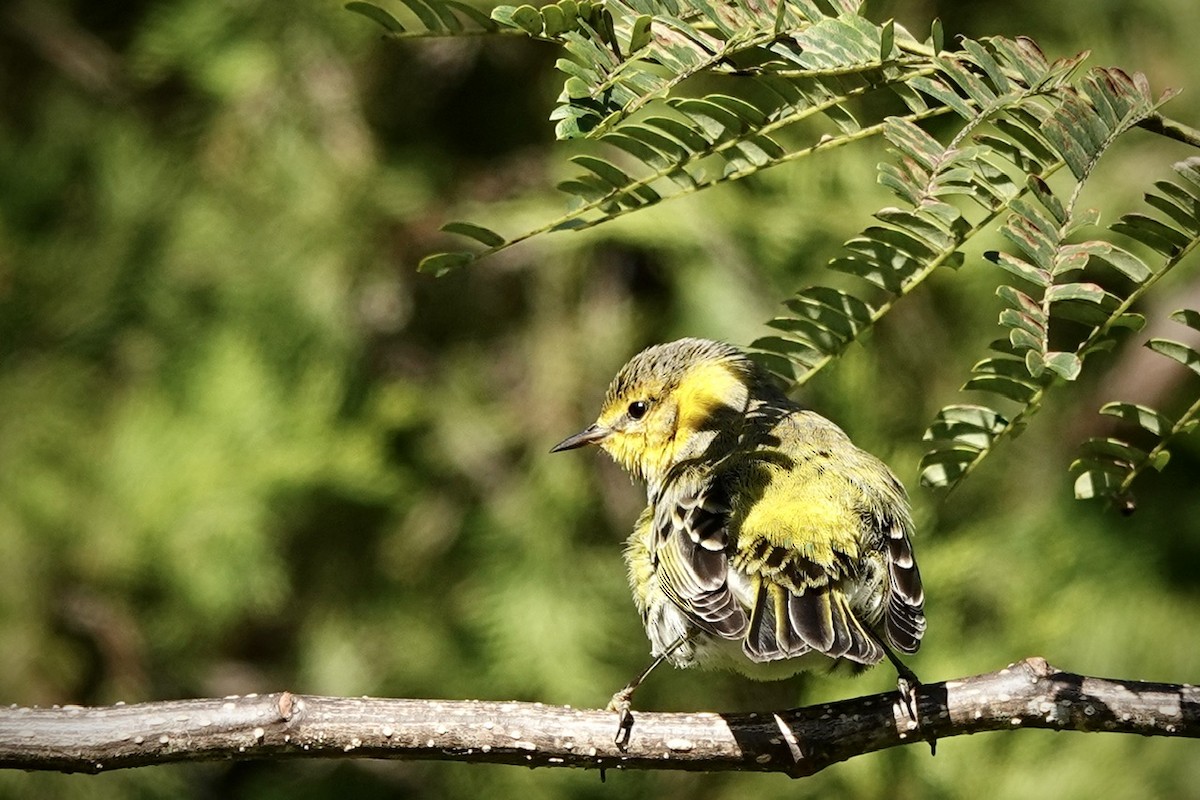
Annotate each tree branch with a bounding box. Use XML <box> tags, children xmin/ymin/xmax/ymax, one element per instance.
<box><xmin>1</xmin><ymin>657</ymin><xmax>1197</xmax><ymax>777</ymax></box>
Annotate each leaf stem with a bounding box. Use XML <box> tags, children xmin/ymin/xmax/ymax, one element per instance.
<box><xmin>458</xmin><ymin>100</ymin><xmax>952</xmax><ymax>264</ymax></box>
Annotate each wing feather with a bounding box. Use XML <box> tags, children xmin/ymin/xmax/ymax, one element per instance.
<box><xmin>883</xmin><ymin>518</ymin><xmax>926</xmax><ymax>654</ymax></box>
<box><xmin>652</xmin><ymin>479</ymin><xmax>748</xmax><ymax>639</ymax></box>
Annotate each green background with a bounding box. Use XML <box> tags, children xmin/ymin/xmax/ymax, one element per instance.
<box><xmin>1</xmin><ymin>0</ymin><xmax>1198</xmax><ymax>797</ymax></box>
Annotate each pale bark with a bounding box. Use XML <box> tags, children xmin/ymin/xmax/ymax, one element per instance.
<box><xmin>1</xmin><ymin>657</ymin><xmax>1196</xmax><ymax>777</ymax></box>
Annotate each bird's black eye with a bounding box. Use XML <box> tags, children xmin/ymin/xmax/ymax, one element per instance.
<box><xmin>627</xmin><ymin>400</ymin><xmax>649</xmax><ymax>420</ymax></box>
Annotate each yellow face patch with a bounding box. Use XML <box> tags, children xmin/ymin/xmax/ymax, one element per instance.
<box><xmin>672</xmin><ymin>360</ymin><xmax>749</xmax><ymax>444</ymax></box>
<box><xmin>592</xmin><ymin>354</ymin><xmax>751</xmax><ymax>482</ymax></box>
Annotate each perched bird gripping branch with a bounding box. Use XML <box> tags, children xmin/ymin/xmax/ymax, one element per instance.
<box><xmin>552</xmin><ymin>339</ymin><xmax>926</xmax><ymax>744</ymax></box>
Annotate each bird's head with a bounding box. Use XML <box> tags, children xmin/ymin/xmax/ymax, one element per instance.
<box><xmin>552</xmin><ymin>338</ymin><xmax>758</xmax><ymax>484</ymax></box>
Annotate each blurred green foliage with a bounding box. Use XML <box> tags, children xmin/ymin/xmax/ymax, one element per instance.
<box><xmin>1</xmin><ymin>0</ymin><xmax>1199</xmax><ymax>798</ymax></box>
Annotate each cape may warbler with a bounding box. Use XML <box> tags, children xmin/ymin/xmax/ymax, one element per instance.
<box><xmin>552</xmin><ymin>338</ymin><xmax>925</xmax><ymax>734</ymax></box>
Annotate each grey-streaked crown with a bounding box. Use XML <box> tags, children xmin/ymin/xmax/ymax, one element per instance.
<box><xmin>604</xmin><ymin>338</ymin><xmax>751</xmax><ymax>408</ymax></box>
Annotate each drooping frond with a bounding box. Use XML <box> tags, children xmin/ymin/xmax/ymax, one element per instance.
<box><xmin>922</xmin><ymin>156</ymin><xmax>1200</xmax><ymax>490</ymax></box>
<box><xmin>407</xmin><ymin>1</ymin><xmax>959</xmax><ymax>274</ymax></box>
<box><xmin>753</xmin><ymin>46</ymin><xmax>1156</xmax><ymax>385</ymax></box>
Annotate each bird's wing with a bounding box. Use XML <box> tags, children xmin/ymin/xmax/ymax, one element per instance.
<box><xmin>650</xmin><ymin>478</ymin><xmax>749</xmax><ymax>639</ymax></box>
<box><xmin>879</xmin><ymin>508</ymin><xmax>926</xmax><ymax>654</ymax></box>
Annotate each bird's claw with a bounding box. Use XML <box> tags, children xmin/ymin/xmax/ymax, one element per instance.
<box><xmin>895</xmin><ymin>675</ymin><xmax>937</xmax><ymax>756</ymax></box>
<box><xmin>897</xmin><ymin>675</ymin><xmax>919</xmax><ymax>722</ymax></box>
<box><xmin>606</xmin><ymin>688</ymin><xmax>636</xmax><ymax>748</ymax></box>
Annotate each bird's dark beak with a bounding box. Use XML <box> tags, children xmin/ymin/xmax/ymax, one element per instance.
<box><xmin>550</xmin><ymin>424</ymin><xmax>610</xmax><ymax>453</ymax></box>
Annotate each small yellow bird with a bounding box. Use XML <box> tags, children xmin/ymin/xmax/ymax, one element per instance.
<box><xmin>552</xmin><ymin>338</ymin><xmax>925</xmax><ymax>738</ymax></box>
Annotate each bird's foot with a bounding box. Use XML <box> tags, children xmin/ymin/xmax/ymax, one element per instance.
<box><xmin>895</xmin><ymin>673</ymin><xmax>936</xmax><ymax>756</ymax></box>
<box><xmin>897</xmin><ymin>673</ymin><xmax>919</xmax><ymax>722</ymax></box>
<box><xmin>605</xmin><ymin>687</ymin><xmax>636</xmax><ymax>748</ymax></box>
